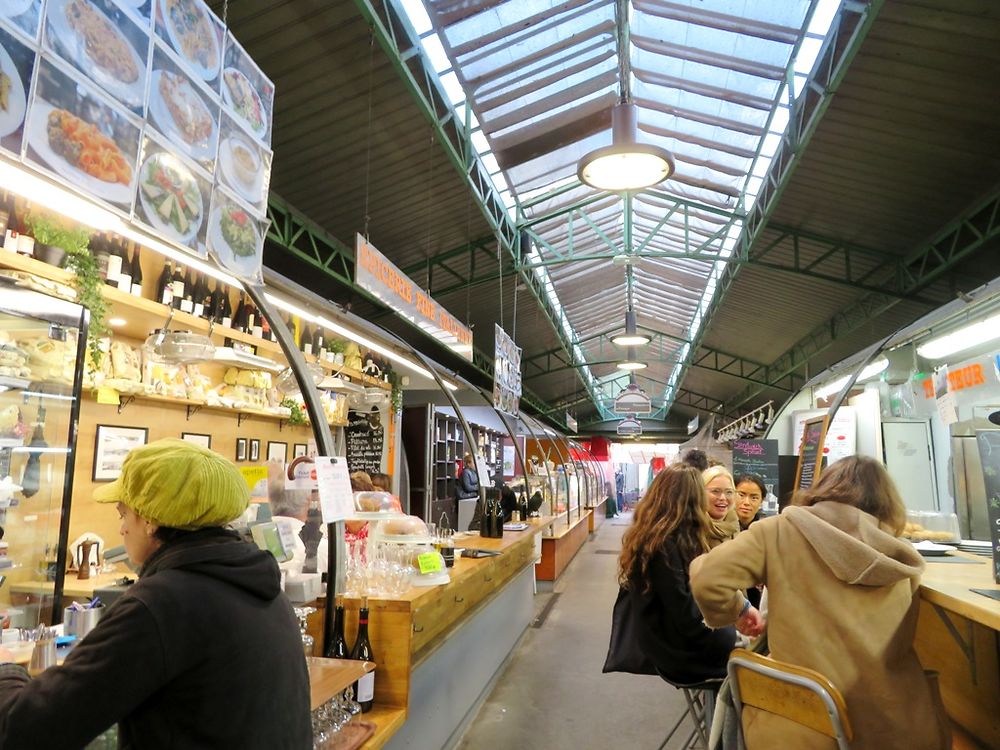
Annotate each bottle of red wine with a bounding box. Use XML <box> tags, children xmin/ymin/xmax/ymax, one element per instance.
<box><xmin>130</xmin><ymin>247</ymin><xmax>143</xmax><ymax>297</ymax></box>
<box><xmin>234</xmin><ymin>291</ymin><xmax>248</xmax><ymax>332</ymax></box>
<box><xmin>260</xmin><ymin>314</ymin><xmax>273</xmax><ymax>342</ymax></box>
<box><xmin>115</xmin><ymin>239</ymin><xmax>132</xmax><ymax>293</ymax></box>
<box><xmin>179</xmin><ymin>269</ymin><xmax>195</xmax><ymax>314</ymax></box>
<box><xmin>350</xmin><ymin>599</ymin><xmax>375</xmax><ymax>713</ymax></box>
<box><xmin>302</xmin><ymin>324</ymin><xmax>314</xmax><ymax>355</ymax></box>
<box><xmin>192</xmin><ymin>273</ymin><xmax>205</xmax><ymax>318</ymax></box>
<box><xmin>324</xmin><ymin>598</ymin><xmax>350</xmax><ymax>659</ymax></box>
<box><xmin>220</xmin><ymin>286</ymin><xmax>233</xmax><ymax>328</ymax></box>
<box><xmin>94</xmin><ymin>234</ymin><xmax>112</xmax><ymax>283</ymax></box>
<box><xmin>171</xmin><ymin>264</ymin><xmax>185</xmax><ymax>309</ymax></box>
<box><xmin>104</xmin><ymin>235</ymin><xmax>122</xmax><ymax>287</ymax></box>
<box><xmin>157</xmin><ymin>261</ymin><xmax>173</xmax><ymax>306</ymax></box>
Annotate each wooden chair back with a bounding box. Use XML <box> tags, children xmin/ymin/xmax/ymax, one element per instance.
<box><xmin>728</xmin><ymin>648</ymin><xmax>853</xmax><ymax>750</ymax></box>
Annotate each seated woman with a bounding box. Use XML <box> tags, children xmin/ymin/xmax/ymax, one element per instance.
<box><xmin>690</xmin><ymin>456</ymin><xmax>950</xmax><ymax>750</ymax></box>
<box><xmin>370</xmin><ymin>472</ymin><xmax>403</xmax><ymax>512</ymax></box>
<box><xmin>616</xmin><ymin>464</ymin><xmax>737</xmax><ymax>685</ymax></box>
<box><xmin>733</xmin><ymin>473</ymin><xmax>766</xmax><ymax>530</ymax></box>
<box><xmin>702</xmin><ymin>466</ymin><xmax>740</xmax><ymax>548</ymax></box>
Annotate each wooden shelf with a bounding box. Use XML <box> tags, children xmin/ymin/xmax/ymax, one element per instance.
<box><xmin>306</xmin><ymin>657</ymin><xmax>374</xmax><ymax>711</ymax></box>
<box><xmin>303</xmin><ymin>352</ymin><xmax>392</xmax><ymax>391</ymax></box>
<box><xmin>89</xmin><ymin>389</ymin><xmax>348</xmax><ymax>428</ymax></box>
<box><xmin>360</xmin><ymin>705</ymin><xmax>407</xmax><ymax>749</ymax></box>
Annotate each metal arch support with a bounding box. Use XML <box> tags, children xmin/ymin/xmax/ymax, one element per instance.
<box><xmin>724</xmin><ymin>182</ymin><xmax>1000</xmax><ymax>413</ymax></box>
<box><xmin>352</xmin><ymin>0</ymin><xmax>602</xmax><ymax>413</ymax></box>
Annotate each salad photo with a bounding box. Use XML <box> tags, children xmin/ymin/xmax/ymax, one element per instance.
<box><xmin>137</xmin><ymin>150</ymin><xmax>205</xmax><ymax>245</ymax></box>
<box><xmin>208</xmin><ymin>188</ymin><xmax>263</xmax><ymax>280</ymax></box>
<box><xmin>222</xmin><ymin>67</ymin><xmax>265</xmax><ymax>138</ymax></box>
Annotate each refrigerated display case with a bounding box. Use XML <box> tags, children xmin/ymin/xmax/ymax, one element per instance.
<box><xmin>0</xmin><ymin>278</ymin><xmax>87</xmax><ymax>627</ymax></box>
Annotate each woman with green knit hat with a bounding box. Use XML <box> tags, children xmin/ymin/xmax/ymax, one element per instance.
<box><xmin>0</xmin><ymin>439</ymin><xmax>312</xmax><ymax>749</ymax></box>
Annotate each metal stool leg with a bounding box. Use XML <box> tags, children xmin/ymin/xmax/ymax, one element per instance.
<box><xmin>682</xmin><ymin>689</ymin><xmax>710</xmax><ymax>748</ymax></box>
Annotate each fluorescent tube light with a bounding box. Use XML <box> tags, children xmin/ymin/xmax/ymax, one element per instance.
<box><xmin>814</xmin><ymin>358</ymin><xmax>889</xmax><ymax>399</ymax></box>
<box><xmin>916</xmin><ymin>313</ymin><xmax>1000</xmax><ymax>360</ymax></box>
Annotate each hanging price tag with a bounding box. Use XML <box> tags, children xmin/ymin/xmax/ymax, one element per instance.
<box><xmin>96</xmin><ymin>387</ymin><xmax>120</xmax><ymax>405</ymax></box>
<box><xmin>417</xmin><ymin>551</ymin><xmax>443</xmax><ymax>574</ymax></box>
<box><xmin>315</xmin><ymin>456</ymin><xmax>354</xmax><ymax>523</ymax></box>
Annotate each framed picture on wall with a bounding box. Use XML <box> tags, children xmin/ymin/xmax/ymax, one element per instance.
<box><xmin>249</xmin><ymin>439</ymin><xmax>260</xmax><ymax>462</ymax></box>
<box><xmin>181</xmin><ymin>432</ymin><xmax>212</xmax><ymax>449</ymax></box>
<box><xmin>236</xmin><ymin>438</ymin><xmax>247</xmax><ymax>462</ymax></box>
<box><xmin>293</xmin><ymin>443</ymin><xmax>307</xmax><ymax>458</ymax></box>
<box><xmin>267</xmin><ymin>441</ymin><xmax>287</xmax><ymax>464</ymax></box>
<box><xmin>93</xmin><ymin>425</ymin><xmax>149</xmax><ymax>481</ymax></box>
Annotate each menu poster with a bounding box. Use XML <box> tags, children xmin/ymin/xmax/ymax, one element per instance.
<box><xmin>975</xmin><ymin>430</ymin><xmax>1000</xmax><ymax>583</ymax></box>
<box><xmin>732</xmin><ymin>438</ymin><xmax>780</xmax><ymax>506</ymax></box>
<box><xmin>222</xmin><ymin>32</ymin><xmax>272</xmax><ymax>146</ymax></box>
<box><xmin>148</xmin><ymin>41</ymin><xmax>220</xmax><ymax>170</ymax></box>
<box><xmin>43</xmin><ymin>0</ymin><xmax>150</xmax><ymax>114</ymax></box>
<box><xmin>0</xmin><ymin>26</ymin><xmax>34</xmax><ymax>156</ymax></box>
<box><xmin>134</xmin><ymin>133</ymin><xmax>211</xmax><ymax>255</ymax></box>
<box><xmin>216</xmin><ymin>111</ymin><xmax>271</xmax><ymax>212</ymax></box>
<box><xmin>25</xmin><ymin>56</ymin><xmax>141</xmax><ymax>210</ymax></box>
<box><xmin>153</xmin><ymin>0</ymin><xmax>223</xmax><ymax>88</ymax></box>
<box><xmin>795</xmin><ymin>415</ymin><xmax>828</xmax><ymax>491</ymax></box>
<box><xmin>345</xmin><ymin>408</ymin><xmax>385</xmax><ymax>477</ymax></box>
<box><xmin>0</xmin><ymin>1</ymin><xmax>42</xmax><ymax>43</ymax></box>
<box><xmin>205</xmin><ymin>183</ymin><xmax>266</xmax><ymax>282</ymax></box>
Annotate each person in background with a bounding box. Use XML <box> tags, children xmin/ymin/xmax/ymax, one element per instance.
<box><xmin>0</xmin><ymin>439</ymin><xmax>311</xmax><ymax>749</ymax></box>
<box><xmin>733</xmin><ymin>473</ymin><xmax>766</xmax><ymax>530</ymax></box>
<box><xmin>346</xmin><ymin>471</ymin><xmax>375</xmax><ymax>547</ymax></box>
<box><xmin>457</xmin><ymin>453</ymin><xmax>480</xmax><ymax>500</ymax></box>
<box><xmin>370</xmin><ymin>472</ymin><xmax>403</xmax><ymax>512</ymax></box>
<box><xmin>500</xmin><ymin>483</ymin><xmax>518</xmax><ymax>522</ymax></box>
<box><xmin>616</xmin><ymin>464</ymin><xmax>737</xmax><ymax>684</ymax></box>
<box><xmin>702</xmin><ymin>465</ymin><xmax>740</xmax><ymax>548</ymax></box>
<box><xmin>690</xmin><ymin>456</ymin><xmax>950</xmax><ymax>750</ymax></box>
<box><xmin>680</xmin><ymin>449</ymin><xmax>709</xmax><ymax>472</ymax></box>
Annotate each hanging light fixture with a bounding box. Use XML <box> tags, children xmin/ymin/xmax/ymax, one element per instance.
<box><xmin>577</xmin><ymin>103</ymin><xmax>674</xmax><ymax>192</ymax></box>
<box><xmin>617</xmin><ymin>346</ymin><xmax>646</xmax><ymax>371</ymax></box>
<box><xmin>611</xmin><ymin>308</ymin><xmax>650</xmax><ymax>347</ymax></box>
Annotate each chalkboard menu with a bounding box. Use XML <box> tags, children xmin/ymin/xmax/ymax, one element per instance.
<box><xmin>795</xmin><ymin>416</ymin><xmax>828</xmax><ymax>491</ymax></box>
<box><xmin>732</xmin><ymin>439</ymin><xmax>780</xmax><ymax>507</ymax></box>
<box><xmin>975</xmin><ymin>430</ymin><xmax>1000</xmax><ymax>583</ymax></box>
<box><xmin>345</xmin><ymin>408</ymin><xmax>384</xmax><ymax>477</ymax></box>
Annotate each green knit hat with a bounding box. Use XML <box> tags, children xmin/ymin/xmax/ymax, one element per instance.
<box><xmin>94</xmin><ymin>438</ymin><xmax>249</xmax><ymax>530</ymax></box>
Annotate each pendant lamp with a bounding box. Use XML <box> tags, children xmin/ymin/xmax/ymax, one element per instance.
<box><xmin>578</xmin><ymin>104</ymin><xmax>674</xmax><ymax>192</ymax></box>
<box><xmin>611</xmin><ymin>309</ymin><xmax>650</xmax><ymax>347</ymax></box>
<box><xmin>616</xmin><ymin>346</ymin><xmax>646</xmax><ymax>371</ymax></box>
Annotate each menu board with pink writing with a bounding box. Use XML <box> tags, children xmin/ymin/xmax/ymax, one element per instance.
<box><xmin>731</xmin><ymin>438</ymin><xmax>779</xmax><ymax>502</ymax></box>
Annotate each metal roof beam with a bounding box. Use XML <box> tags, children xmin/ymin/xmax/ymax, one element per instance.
<box><xmin>356</xmin><ymin>0</ymin><xmax>604</xmax><ymax>412</ymax></box>
<box><xmin>723</xmin><ymin>181</ymin><xmax>1000</xmax><ymax>414</ymax></box>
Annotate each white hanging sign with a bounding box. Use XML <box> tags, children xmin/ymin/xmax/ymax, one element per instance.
<box><xmin>493</xmin><ymin>324</ymin><xmax>522</xmax><ymax>417</ymax></box>
<box><xmin>314</xmin><ymin>456</ymin><xmax>354</xmax><ymax>524</ymax></box>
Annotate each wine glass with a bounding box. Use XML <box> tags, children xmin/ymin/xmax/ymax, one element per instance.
<box><xmin>292</xmin><ymin>606</ymin><xmax>316</xmax><ymax>658</ymax></box>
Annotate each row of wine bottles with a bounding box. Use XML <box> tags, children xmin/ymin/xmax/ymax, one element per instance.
<box><xmin>479</xmin><ymin>498</ymin><xmax>506</xmax><ymax>539</ymax></box>
<box><xmin>326</xmin><ymin>598</ymin><xmax>375</xmax><ymax>713</ymax></box>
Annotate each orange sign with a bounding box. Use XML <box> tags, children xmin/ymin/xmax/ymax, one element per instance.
<box><xmin>355</xmin><ymin>234</ymin><xmax>474</xmax><ymax>359</ymax></box>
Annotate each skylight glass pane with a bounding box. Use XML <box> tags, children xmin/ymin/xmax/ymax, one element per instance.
<box><xmin>422</xmin><ymin>33</ymin><xmax>452</xmax><ymax>73</ymax></box>
<box><xmin>440</xmin><ymin>72</ymin><xmax>465</xmax><ymax>105</ymax></box>
<box><xmin>399</xmin><ymin>0</ymin><xmax>432</xmax><ymax>35</ymax></box>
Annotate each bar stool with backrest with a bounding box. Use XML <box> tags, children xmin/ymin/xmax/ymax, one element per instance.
<box><xmin>727</xmin><ymin>648</ymin><xmax>852</xmax><ymax>750</ymax></box>
<box><xmin>655</xmin><ymin>670</ymin><xmax>724</xmax><ymax>750</ymax></box>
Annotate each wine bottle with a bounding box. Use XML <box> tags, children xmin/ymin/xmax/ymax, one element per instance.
<box><xmin>233</xmin><ymin>291</ymin><xmax>247</xmax><ymax>332</ymax></box>
<box><xmin>116</xmin><ymin>240</ymin><xmax>132</xmax><ymax>293</ymax></box>
<box><xmin>171</xmin><ymin>264</ymin><xmax>185</xmax><ymax>309</ymax></box>
<box><xmin>201</xmin><ymin>278</ymin><xmax>216</xmax><ymax>320</ymax></box>
<box><xmin>220</xmin><ymin>286</ymin><xmax>233</xmax><ymax>328</ymax></box>
<box><xmin>246</xmin><ymin>300</ymin><xmax>259</xmax><ymax>337</ymax></box>
<box><xmin>324</xmin><ymin>598</ymin><xmax>350</xmax><ymax>659</ymax></box>
<box><xmin>313</xmin><ymin>325</ymin><xmax>326</xmax><ymax>360</ymax></box>
<box><xmin>93</xmin><ymin>234</ymin><xmax>111</xmax><ymax>283</ymax></box>
<box><xmin>158</xmin><ymin>261</ymin><xmax>174</xmax><ymax>306</ymax></box>
<box><xmin>260</xmin><ymin>314</ymin><xmax>272</xmax><ymax>342</ymax></box>
<box><xmin>179</xmin><ymin>269</ymin><xmax>195</xmax><ymax>314</ymax></box>
<box><xmin>350</xmin><ymin>599</ymin><xmax>375</xmax><ymax>713</ymax></box>
<box><xmin>105</xmin><ymin>235</ymin><xmax>122</xmax><ymax>287</ymax></box>
<box><xmin>130</xmin><ymin>247</ymin><xmax>143</xmax><ymax>297</ymax></box>
<box><xmin>302</xmin><ymin>324</ymin><xmax>313</xmax><ymax>355</ymax></box>
<box><xmin>192</xmin><ymin>273</ymin><xmax>205</xmax><ymax>318</ymax></box>
<box><xmin>494</xmin><ymin>499</ymin><xmax>504</xmax><ymax>539</ymax></box>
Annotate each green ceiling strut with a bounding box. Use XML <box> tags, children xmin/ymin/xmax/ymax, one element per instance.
<box><xmin>352</xmin><ymin>0</ymin><xmax>604</xmax><ymax>415</ymax></box>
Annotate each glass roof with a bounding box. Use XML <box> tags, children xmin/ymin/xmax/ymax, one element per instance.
<box><xmin>403</xmin><ymin>0</ymin><xmax>839</xmax><ymax>418</ymax></box>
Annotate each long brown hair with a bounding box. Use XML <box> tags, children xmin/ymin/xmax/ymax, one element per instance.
<box><xmin>794</xmin><ymin>455</ymin><xmax>906</xmax><ymax>535</ymax></box>
<box><xmin>618</xmin><ymin>465</ymin><xmax>712</xmax><ymax>591</ymax></box>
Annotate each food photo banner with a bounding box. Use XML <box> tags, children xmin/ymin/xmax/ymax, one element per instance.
<box><xmin>0</xmin><ymin>0</ymin><xmax>274</xmax><ymax>282</ymax></box>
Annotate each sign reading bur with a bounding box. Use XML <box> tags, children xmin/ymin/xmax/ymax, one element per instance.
<box><xmin>617</xmin><ymin>415</ymin><xmax>642</xmax><ymax>436</ymax></box>
<box><xmin>614</xmin><ymin>382</ymin><xmax>652</xmax><ymax>415</ymax></box>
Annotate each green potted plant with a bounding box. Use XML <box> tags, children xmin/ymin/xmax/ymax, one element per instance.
<box><xmin>327</xmin><ymin>338</ymin><xmax>347</xmax><ymax>366</ymax></box>
<box><xmin>24</xmin><ymin>212</ymin><xmax>90</xmax><ymax>268</ymax></box>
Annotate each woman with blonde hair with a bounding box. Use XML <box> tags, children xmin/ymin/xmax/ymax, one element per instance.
<box><xmin>605</xmin><ymin>465</ymin><xmax>736</xmax><ymax>683</ymax></box>
<box><xmin>690</xmin><ymin>455</ymin><xmax>950</xmax><ymax>749</ymax></box>
<box><xmin>702</xmin><ymin>465</ymin><xmax>740</xmax><ymax>547</ymax></box>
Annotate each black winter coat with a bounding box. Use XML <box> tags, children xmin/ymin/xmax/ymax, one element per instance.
<box><xmin>629</xmin><ymin>542</ymin><xmax>737</xmax><ymax>685</ymax></box>
<box><xmin>0</xmin><ymin>529</ymin><xmax>312</xmax><ymax>749</ymax></box>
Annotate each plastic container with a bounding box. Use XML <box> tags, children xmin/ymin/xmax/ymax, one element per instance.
<box><xmin>143</xmin><ymin>330</ymin><xmax>215</xmax><ymax>364</ymax></box>
<box><xmin>903</xmin><ymin>510</ymin><xmax>961</xmax><ymax>543</ymax></box>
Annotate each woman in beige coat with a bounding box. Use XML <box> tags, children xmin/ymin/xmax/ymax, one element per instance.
<box><xmin>689</xmin><ymin>456</ymin><xmax>950</xmax><ymax>750</ymax></box>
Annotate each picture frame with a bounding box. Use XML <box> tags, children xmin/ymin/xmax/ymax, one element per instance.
<box><xmin>93</xmin><ymin>425</ymin><xmax>149</xmax><ymax>481</ymax></box>
<box><xmin>249</xmin><ymin>439</ymin><xmax>260</xmax><ymax>462</ymax></box>
<box><xmin>181</xmin><ymin>432</ymin><xmax>212</xmax><ymax>449</ymax></box>
<box><xmin>267</xmin><ymin>441</ymin><xmax>287</xmax><ymax>464</ymax></box>
<box><xmin>293</xmin><ymin>443</ymin><xmax>308</xmax><ymax>459</ymax></box>
<box><xmin>235</xmin><ymin>438</ymin><xmax>247</xmax><ymax>462</ymax></box>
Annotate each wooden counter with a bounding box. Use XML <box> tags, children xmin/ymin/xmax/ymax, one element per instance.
<box><xmin>308</xmin><ymin>516</ymin><xmax>553</xmax><ymax>748</ymax></box>
<box><xmin>536</xmin><ymin>509</ymin><xmax>591</xmax><ymax>581</ymax></box>
<box><xmin>916</xmin><ymin>552</ymin><xmax>1000</xmax><ymax>748</ymax></box>
<box><xmin>9</xmin><ymin>568</ymin><xmax>132</xmax><ymax>601</ymax></box>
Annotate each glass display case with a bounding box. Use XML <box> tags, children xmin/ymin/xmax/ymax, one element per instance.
<box><xmin>0</xmin><ymin>278</ymin><xmax>87</xmax><ymax>628</ymax></box>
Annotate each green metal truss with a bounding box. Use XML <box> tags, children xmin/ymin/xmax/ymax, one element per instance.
<box><xmin>659</xmin><ymin>0</ymin><xmax>885</xmax><ymax>416</ymax></box>
<box><xmin>723</xmin><ymin>182</ymin><xmax>1000</xmax><ymax>414</ymax></box>
<box><xmin>352</xmin><ymin>0</ymin><xmax>605</xmax><ymax>416</ymax></box>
